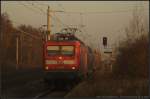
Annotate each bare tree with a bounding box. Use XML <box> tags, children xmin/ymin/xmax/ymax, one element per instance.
<box><xmin>113</xmin><ymin>5</ymin><xmax>149</xmax><ymax>78</ymax></box>
<box><xmin>125</xmin><ymin>5</ymin><xmax>148</xmax><ymax>43</ymax></box>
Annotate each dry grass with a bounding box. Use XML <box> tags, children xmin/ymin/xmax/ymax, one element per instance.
<box><xmin>65</xmin><ymin>71</ymin><xmax>148</xmax><ymax>97</ymax></box>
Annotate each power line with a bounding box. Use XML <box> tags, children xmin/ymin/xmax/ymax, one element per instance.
<box><xmin>27</xmin><ymin>2</ymin><xmax>47</xmax><ymax>15</ymax></box>
<box><xmin>57</xmin><ymin>3</ymin><xmax>66</xmax><ymax>12</ymax></box>
<box><xmin>31</xmin><ymin>1</ymin><xmax>49</xmax><ymax>6</ymax></box>
<box><xmin>61</xmin><ymin>8</ymin><xmax>148</xmax><ymax>14</ymax></box>
<box><xmin>17</xmin><ymin>2</ymin><xmax>148</xmax><ymax>32</ymax></box>
<box><xmin>24</xmin><ymin>2</ymin><xmax>70</xmax><ymax>28</ymax></box>
<box><xmin>18</xmin><ymin>2</ymin><xmax>43</xmax><ymax>15</ymax></box>
<box><xmin>18</xmin><ymin>2</ymin><xmax>67</xmax><ymax>28</ymax></box>
<box><xmin>23</xmin><ymin>2</ymin><xmax>147</xmax><ymax>14</ymax></box>
<box><xmin>25</xmin><ymin>2</ymin><xmax>75</xmax><ymax>28</ymax></box>
<box><xmin>52</xmin><ymin>14</ymin><xmax>70</xmax><ymax>28</ymax></box>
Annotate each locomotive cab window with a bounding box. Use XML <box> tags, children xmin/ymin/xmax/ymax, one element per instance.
<box><xmin>61</xmin><ymin>46</ymin><xmax>74</xmax><ymax>55</ymax></box>
<box><xmin>47</xmin><ymin>45</ymin><xmax>74</xmax><ymax>56</ymax></box>
<box><xmin>47</xmin><ymin>46</ymin><xmax>60</xmax><ymax>55</ymax></box>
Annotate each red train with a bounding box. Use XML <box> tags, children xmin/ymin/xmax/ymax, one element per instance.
<box><xmin>43</xmin><ymin>32</ymin><xmax>95</xmax><ymax>83</ymax></box>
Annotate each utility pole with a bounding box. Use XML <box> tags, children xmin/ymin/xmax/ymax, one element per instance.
<box><xmin>47</xmin><ymin>6</ymin><xmax>51</xmax><ymax>40</ymax></box>
<box><xmin>20</xmin><ymin>33</ymin><xmax>23</xmax><ymax>68</ymax></box>
<box><xmin>46</xmin><ymin>6</ymin><xmax>65</xmax><ymax>41</ymax></box>
<box><xmin>16</xmin><ymin>36</ymin><xmax>19</xmax><ymax>70</ymax></box>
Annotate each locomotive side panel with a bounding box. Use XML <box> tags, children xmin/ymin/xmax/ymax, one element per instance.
<box><xmin>79</xmin><ymin>44</ymin><xmax>89</xmax><ymax>79</ymax></box>
<box><xmin>87</xmin><ymin>47</ymin><xmax>95</xmax><ymax>76</ymax></box>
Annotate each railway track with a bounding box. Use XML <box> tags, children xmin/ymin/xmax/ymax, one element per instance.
<box><xmin>3</xmin><ymin>76</ymin><xmax>80</xmax><ymax>98</ymax></box>
<box><xmin>33</xmin><ymin>81</ymin><xmax>78</xmax><ymax>98</ymax></box>
<box><xmin>33</xmin><ymin>87</ymin><xmax>71</xmax><ymax>98</ymax></box>
<box><xmin>33</xmin><ymin>89</ymin><xmax>70</xmax><ymax>98</ymax></box>
<box><xmin>33</xmin><ymin>88</ymin><xmax>54</xmax><ymax>99</ymax></box>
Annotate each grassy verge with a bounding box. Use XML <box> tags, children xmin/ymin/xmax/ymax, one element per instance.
<box><xmin>65</xmin><ymin>71</ymin><xmax>148</xmax><ymax>97</ymax></box>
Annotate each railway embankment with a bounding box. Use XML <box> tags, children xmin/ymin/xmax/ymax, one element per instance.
<box><xmin>65</xmin><ymin>70</ymin><xmax>148</xmax><ymax>97</ymax></box>
<box><xmin>1</xmin><ymin>63</ymin><xmax>45</xmax><ymax>98</ymax></box>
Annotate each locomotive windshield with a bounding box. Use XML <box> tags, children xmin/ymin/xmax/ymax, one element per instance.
<box><xmin>47</xmin><ymin>45</ymin><xmax>74</xmax><ymax>56</ymax></box>
<box><xmin>61</xmin><ymin>46</ymin><xmax>74</xmax><ymax>55</ymax></box>
<box><xmin>47</xmin><ymin>46</ymin><xmax>60</xmax><ymax>55</ymax></box>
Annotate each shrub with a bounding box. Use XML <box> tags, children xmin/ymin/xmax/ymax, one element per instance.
<box><xmin>113</xmin><ymin>35</ymin><xmax>148</xmax><ymax>78</ymax></box>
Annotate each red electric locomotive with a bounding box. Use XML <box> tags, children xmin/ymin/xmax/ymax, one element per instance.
<box><xmin>43</xmin><ymin>31</ymin><xmax>95</xmax><ymax>83</ymax></box>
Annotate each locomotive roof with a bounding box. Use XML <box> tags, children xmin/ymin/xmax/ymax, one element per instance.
<box><xmin>47</xmin><ymin>39</ymin><xmax>85</xmax><ymax>45</ymax></box>
<box><xmin>48</xmin><ymin>33</ymin><xmax>85</xmax><ymax>45</ymax></box>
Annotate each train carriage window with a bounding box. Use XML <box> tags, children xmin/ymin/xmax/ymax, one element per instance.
<box><xmin>61</xmin><ymin>46</ymin><xmax>74</xmax><ymax>55</ymax></box>
<box><xmin>47</xmin><ymin>46</ymin><xmax>60</xmax><ymax>55</ymax></box>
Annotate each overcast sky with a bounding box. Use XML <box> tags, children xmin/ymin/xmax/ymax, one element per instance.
<box><xmin>1</xmin><ymin>1</ymin><xmax>149</xmax><ymax>50</ymax></box>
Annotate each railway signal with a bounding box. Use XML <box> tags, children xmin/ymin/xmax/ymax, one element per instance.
<box><xmin>103</xmin><ymin>37</ymin><xmax>107</xmax><ymax>47</ymax></box>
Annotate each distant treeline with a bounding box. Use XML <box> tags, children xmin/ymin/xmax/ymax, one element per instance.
<box><xmin>113</xmin><ymin>8</ymin><xmax>149</xmax><ymax>79</ymax></box>
<box><xmin>1</xmin><ymin>13</ymin><xmax>44</xmax><ymax>70</ymax></box>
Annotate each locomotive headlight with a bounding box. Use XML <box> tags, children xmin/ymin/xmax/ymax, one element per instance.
<box><xmin>63</xmin><ymin>60</ymin><xmax>75</xmax><ymax>64</ymax></box>
<box><xmin>58</xmin><ymin>56</ymin><xmax>62</xmax><ymax>60</ymax></box>
<box><xmin>46</xmin><ymin>60</ymin><xmax>57</xmax><ymax>64</ymax></box>
<box><xmin>72</xmin><ymin>67</ymin><xmax>75</xmax><ymax>70</ymax></box>
<box><xmin>45</xmin><ymin>66</ymin><xmax>49</xmax><ymax>70</ymax></box>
